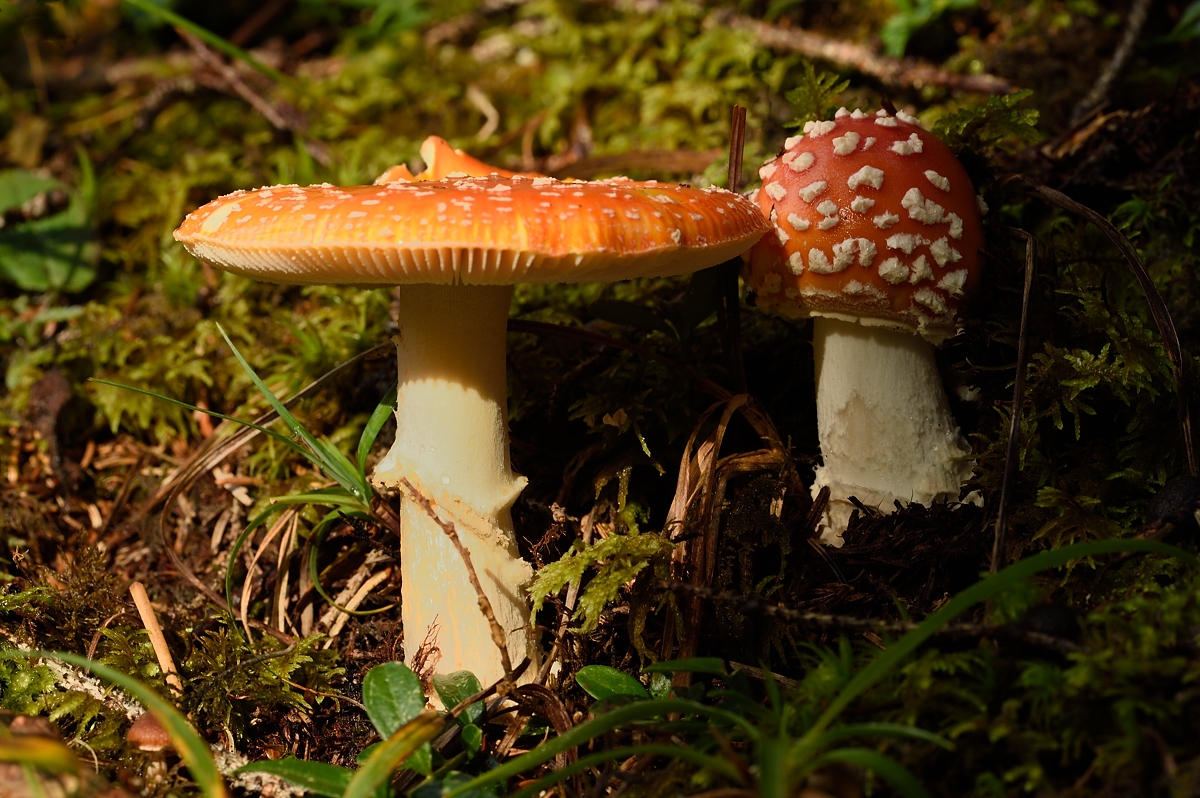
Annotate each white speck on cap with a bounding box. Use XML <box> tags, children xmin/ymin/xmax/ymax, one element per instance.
<box><xmin>939</xmin><ymin>269</ymin><xmax>968</xmax><ymax>297</ymax></box>
<box><xmin>846</xmin><ymin>166</ymin><xmax>884</xmax><ymax>191</ymax></box>
<box><xmin>925</xmin><ymin>170</ymin><xmax>951</xmax><ymax>192</ymax></box>
<box><xmin>929</xmin><ymin>237</ymin><xmax>962</xmax><ymax>267</ymax></box>
<box><xmin>803</xmin><ymin>120</ymin><xmax>837</xmax><ymax>137</ymax></box>
<box><xmin>878</xmin><ymin>257</ymin><xmax>908</xmax><ymax>284</ymax></box>
<box><xmin>764</xmin><ymin>183</ymin><xmax>788</xmax><ymax>202</ymax></box>
<box><xmin>948</xmin><ymin>213</ymin><xmax>964</xmax><ymax>239</ymax></box>
<box><xmin>807</xmin><ymin>248</ymin><xmax>834</xmax><ymax>273</ymax></box>
<box><xmin>909</xmin><ymin>255</ymin><xmax>934</xmax><ymax>283</ymax></box>
<box><xmin>832</xmin><ymin>132</ymin><xmax>861</xmax><ymax>155</ymax></box>
<box><xmin>890</xmin><ymin>133</ymin><xmax>925</xmax><ymax>156</ymax></box>
<box><xmin>788</xmin><ymin>152</ymin><xmax>816</xmax><ymax>173</ymax></box>
<box><xmin>886</xmin><ymin>232</ymin><xmax>928</xmax><ymax>254</ymax></box>
<box><xmin>788</xmin><ymin>251</ymin><xmax>805</xmax><ymax>275</ymax></box>
<box><xmin>200</xmin><ymin>202</ymin><xmax>240</xmax><ymax>233</ymax></box>
<box><xmin>671</xmin><ymin>229</ymin><xmax>682</xmax><ymax>244</ymax></box>
<box><xmin>850</xmin><ymin>196</ymin><xmax>875</xmax><ymax>213</ymax></box>
<box><xmin>851</xmin><ymin>108</ymin><xmax>868</xmax><ymax>119</ymax></box>
<box><xmin>843</xmin><ymin>280</ymin><xmax>884</xmax><ymax>298</ymax></box>
<box><xmin>759</xmin><ymin>161</ymin><xmax>778</xmax><ymax>180</ymax></box>
<box><xmin>861</xmin><ymin>137</ymin><xmax>876</xmax><ymax>151</ymax></box>
<box><xmin>818</xmin><ymin>216</ymin><xmax>840</xmax><ymax>230</ymax></box>
<box><xmin>913</xmin><ymin>287</ymin><xmax>948</xmax><ymax>314</ymax></box>
<box><xmin>776</xmin><ymin>227</ymin><xmax>790</xmax><ymax>244</ymax></box>
<box><xmin>835</xmin><ymin>107</ymin><xmax>850</xmax><ymax>118</ymax></box>
<box><xmin>874</xmin><ymin>116</ymin><xmax>898</xmax><ymax>127</ymax></box>
<box><xmin>532</xmin><ymin>177</ymin><xmax>554</xmax><ymax>187</ymax></box>
<box><xmin>901</xmin><ymin>188</ymin><xmax>947</xmax><ymax>224</ymax></box>
<box><xmin>784</xmin><ymin>134</ymin><xmax>804</xmax><ymax>149</ymax></box>
<box><xmin>977</xmin><ymin>195</ymin><xmax>990</xmax><ymax>215</ymax></box>
<box><xmin>816</xmin><ymin>200</ymin><xmax>839</xmax><ymax>217</ymax></box>
<box><xmin>787</xmin><ymin>213</ymin><xmax>810</xmax><ymax>231</ymax></box>
<box><xmin>873</xmin><ymin>212</ymin><xmax>900</xmax><ymax>229</ymax></box>
<box><xmin>897</xmin><ymin>110</ymin><xmax>921</xmax><ymax>126</ymax></box>
<box><xmin>798</xmin><ymin>181</ymin><xmax>828</xmax><ymax>202</ymax></box>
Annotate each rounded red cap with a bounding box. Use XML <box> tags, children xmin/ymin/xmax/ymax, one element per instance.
<box><xmin>744</xmin><ymin>108</ymin><xmax>984</xmax><ymax>341</ymax></box>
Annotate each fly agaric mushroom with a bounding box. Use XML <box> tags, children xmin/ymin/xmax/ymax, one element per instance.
<box><xmin>744</xmin><ymin>108</ymin><xmax>984</xmax><ymax>545</ymax></box>
<box><xmin>175</xmin><ymin>174</ymin><xmax>768</xmax><ymax>684</ymax></box>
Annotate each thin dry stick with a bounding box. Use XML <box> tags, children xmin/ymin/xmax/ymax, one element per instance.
<box><xmin>666</xmin><ymin>581</ymin><xmax>1083</xmax><ymax>654</ymax></box>
<box><xmin>722</xmin><ymin>104</ymin><xmax>749</xmax><ymax>395</ymax></box>
<box><xmin>323</xmin><ymin>568</ymin><xmax>393</xmax><ymax>647</ymax></box>
<box><xmin>1071</xmin><ymin>0</ymin><xmax>1153</xmax><ymax>123</ymax></box>
<box><xmin>1033</xmin><ymin>184</ymin><xmax>1197</xmax><ymax>477</ymax></box>
<box><xmin>725</xmin><ymin>12</ymin><xmax>1015</xmax><ymax>95</ymax></box>
<box><xmin>129</xmin><ymin>582</ymin><xmax>183</xmax><ymax>693</ymax></box>
<box><xmin>398</xmin><ymin>477</ymin><xmax>516</xmax><ymax>693</ymax></box>
<box><xmin>991</xmin><ymin>228</ymin><xmax>1036</xmax><ymax>574</ymax></box>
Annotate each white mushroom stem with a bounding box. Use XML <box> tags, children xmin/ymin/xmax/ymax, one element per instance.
<box><xmin>811</xmin><ymin>316</ymin><xmax>974</xmax><ymax>546</ymax></box>
<box><xmin>372</xmin><ymin>283</ymin><xmax>534</xmax><ymax>685</ymax></box>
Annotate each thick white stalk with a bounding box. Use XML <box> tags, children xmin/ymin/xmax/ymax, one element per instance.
<box><xmin>811</xmin><ymin>316</ymin><xmax>973</xmax><ymax>545</ymax></box>
<box><xmin>372</xmin><ymin>283</ymin><xmax>534</xmax><ymax>685</ymax></box>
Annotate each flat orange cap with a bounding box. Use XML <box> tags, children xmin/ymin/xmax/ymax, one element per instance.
<box><xmin>744</xmin><ymin>108</ymin><xmax>984</xmax><ymax>341</ymax></box>
<box><xmin>175</xmin><ymin>175</ymin><xmax>768</xmax><ymax>285</ymax></box>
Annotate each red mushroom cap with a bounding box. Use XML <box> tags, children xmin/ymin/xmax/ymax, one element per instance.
<box><xmin>744</xmin><ymin>108</ymin><xmax>984</xmax><ymax>341</ymax></box>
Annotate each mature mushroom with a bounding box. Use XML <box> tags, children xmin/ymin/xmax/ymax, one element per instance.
<box><xmin>175</xmin><ymin>174</ymin><xmax>768</xmax><ymax>684</ymax></box>
<box><xmin>744</xmin><ymin>108</ymin><xmax>985</xmax><ymax>545</ymax></box>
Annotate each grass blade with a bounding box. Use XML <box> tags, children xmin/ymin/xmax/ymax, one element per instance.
<box><xmin>216</xmin><ymin>326</ymin><xmax>365</xmax><ymax>499</ymax></box>
<box><xmin>802</xmin><ymin>539</ymin><xmax>1198</xmax><ymax>745</ymax></box>
<box><xmin>0</xmin><ymin>651</ymin><xmax>227</xmax><ymax>798</ymax></box>
<box><xmin>344</xmin><ymin>711</ymin><xmax>444</xmax><ymax>798</ymax></box>
<box><xmin>509</xmin><ymin>743</ymin><xmax>742</xmax><ymax>798</ymax></box>
<box><xmin>807</xmin><ymin>748</ymin><xmax>928</xmax><ymax>798</ymax></box>
<box><xmin>357</xmin><ymin>383</ymin><xmax>397</xmax><ymax>475</ymax></box>
<box><xmin>119</xmin><ymin>0</ymin><xmax>292</xmax><ymax>86</ymax></box>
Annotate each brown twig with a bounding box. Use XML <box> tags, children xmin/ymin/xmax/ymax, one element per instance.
<box><xmin>991</xmin><ymin>228</ymin><xmax>1036</xmax><ymax>573</ymax></box>
<box><xmin>398</xmin><ymin>477</ymin><xmax>516</xmax><ymax>694</ymax></box>
<box><xmin>129</xmin><ymin>582</ymin><xmax>183</xmax><ymax>693</ymax></box>
<box><xmin>1070</xmin><ymin>0</ymin><xmax>1153</xmax><ymax>123</ymax></box>
<box><xmin>1031</xmin><ymin>184</ymin><xmax>1197</xmax><ymax>477</ymax></box>
<box><xmin>724</xmin><ymin>12</ymin><xmax>1015</xmax><ymax>95</ymax></box>
<box><xmin>722</xmin><ymin>105</ymin><xmax>749</xmax><ymax>395</ymax></box>
<box><xmin>665</xmin><ymin>581</ymin><xmax>1084</xmax><ymax>654</ymax></box>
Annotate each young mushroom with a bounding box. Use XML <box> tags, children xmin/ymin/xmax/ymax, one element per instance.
<box><xmin>744</xmin><ymin>108</ymin><xmax>985</xmax><ymax>545</ymax></box>
<box><xmin>175</xmin><ymin>174</ymin><xmax>768</xmax><ymax>685</ymax></box>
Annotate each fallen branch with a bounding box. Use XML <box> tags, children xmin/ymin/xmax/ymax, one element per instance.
<box><xmin>722</xmin><ymin>11</ymin><xmax>1015</xmax><ymax>95</ymax></box>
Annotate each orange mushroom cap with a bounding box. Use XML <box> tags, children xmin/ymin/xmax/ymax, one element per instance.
<box><xmin>175</xmin><ymin>175</ymin><xmax>768</xmax><ymax>286</ymax></box>
<box><xmin>744</xmin><ymin>108</ymin><xmax>984</xmax><ymax>342</ymax></box>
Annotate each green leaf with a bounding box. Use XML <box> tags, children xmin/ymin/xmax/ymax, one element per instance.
<box><xmin>357</xmin><ymin>383</ymin><xmax>397</xmax><ymax>475</ymax></box>
<box><xmin>589</xmin><ymin>300</ymin><xmax>674</xmax><ymax>337</ymax></box>
<box><xmin>345</xmin><ymin>711</ymin><xmax>445</xmax><ymax>798</ymax></box>
<box><xmin>236</xmin><ymin>758</ymin><xmax>353</xmax><ymax>798</ymax></box>
<box><xmin>783</xmin><ymin>61</ymin><xmax>850</xmax><ymax>128</ymax></box>
<box><xmin>574</xmin><ymin>665</ymin><xmax>649</xmax><ymax>700</ymax></box>
<box><xmin>1166</xmin><ymin>1</ymin><xmax>1200</xmax><ymax>40</ymax></box>
<box><xmin>432</xmin><ymin>670</ymin><xmax>484</xmax><ymax>726</ymax></box>
<box><xmin>643</xmin><ymin>658</ymin><xmax>727</xmax><ymax>676</ymax></box>
<box><xmin>362</xmin><ymin>662</ymin><xmax>433</xmax><ymax>775</ymax></box>
<box><xmin>0</xmin><ymin>651</ymin><xmax>227</xmax><ymax>798</ymax></box>
<box><xmin>0</xmin><ymin>170</ymin><xmax>61</xmax><ymax>213</ymax></box>
<box><xmin>461</xmin><ymin>724</ymin><xmax>482</xmax><ymax>757</ymax></box>
<box><xmin>363</xmin><ymin>662</ymin><xmax>426</xmax><ymax>737</ymax></box>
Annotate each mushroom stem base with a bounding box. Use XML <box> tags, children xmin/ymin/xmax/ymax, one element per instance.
<box><xmin>812</xmin><ymin>317</ymin><xmax>974</xmax><ymax>545</ymax></box>
<box><xmin>372</xmin><ymin>283</ymin><xmax>534</xmax><ymax>686</ymax></box>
